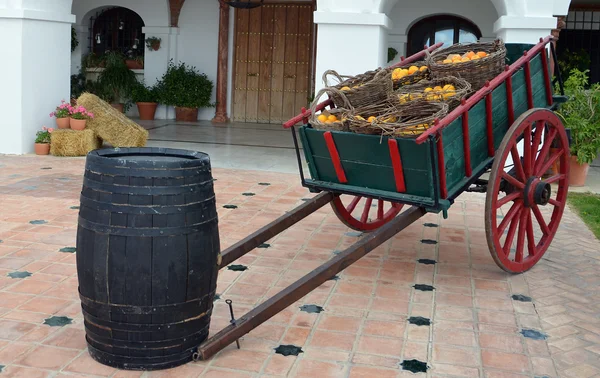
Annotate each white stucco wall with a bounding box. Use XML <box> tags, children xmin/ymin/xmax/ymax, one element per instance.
<box><xmin>387</xmin><ymin>0</ymin><xmax>499</xmax><ymax>65</ymax></box>
<box><xmin>177</xmin><ymin>0</ymin><xmax>220</xmax><ymax>121</ymax></box>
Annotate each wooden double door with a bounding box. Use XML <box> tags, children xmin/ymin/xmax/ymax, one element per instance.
<box><xmin>232</xmin><ymin>3</ymin><xmax>315</xmax><ymax>124</ymax></box>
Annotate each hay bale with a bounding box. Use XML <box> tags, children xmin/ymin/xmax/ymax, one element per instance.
<box><xmin>76</xmin><ymin>92</ymin><xmax>149</xmax><ymax>147</ymax></box>
<box><xmin>50</xmin><ymin>129</ymin><xmax>102</xmax><ymax>157</ymax></box>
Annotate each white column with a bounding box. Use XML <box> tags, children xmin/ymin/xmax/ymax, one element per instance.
<box><xmin>492</xmin><ymin>0</ymin><xmax>565</xmax><ymax>44</ymax></box>
<box><xmin>313</xmin><ymin>6</ymin><xmax>393</xmax><ymax>95</ymax></box>
<box><xmin>0</xmin><ymin>1</ymin><xmax>75</xmax><ymax>155</ymax></box>
<box><xmin>142</xmin><ymin>26</ymin><xmax>179</xmax><ymax>120</ymax></box>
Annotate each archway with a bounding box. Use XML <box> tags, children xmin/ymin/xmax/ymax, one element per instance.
<box><xmin>89</xmin><ymin>7</ymin><xmax>145</xmax><ymax>60</ymax></box>
<box><xmin>406</xmin><ymin>15</ymin><xmax>482</xmax><ymax>55</ymax></box>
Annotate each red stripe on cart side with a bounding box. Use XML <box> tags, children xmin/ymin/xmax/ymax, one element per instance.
<box><xmin>436</xmin><ymin>134</ymin><xmax>448</xmax><ymax>199</ymax></box>
<box><xmin>541</xmin><ymin>50</ymin><xmax>553</xmax><ymax>106</ymax></box>
<box><xmin>388</xmin><ymin>139</ymin><xmax>407</xmax><ymax>193</ymax></box>
<box><xmin>461</xmin><ymin>106</ymin><xmax>472</xmax><ymax>177</ymax></box>
<box><xmin>323</xmin><ymin>131</ymin><xmax>348</xmax><ymax>184</ymax></box>
<box><xmin>506</xmin><ymin>73</ymin><xmax>515</xmax><ymax>125</ymax></box>
<box><xmin>486</xmin><ymin>92</ymin><xmax>494</xmax><ymax>157</ymax></box>
<box><xmin>525</xmin><ymin>61</ymin><xmax>534</xmax><ymax>109</ymax></box>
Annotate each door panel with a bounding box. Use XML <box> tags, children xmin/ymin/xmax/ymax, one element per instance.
<box><xmin>233</xmin><ymin>3</ymin><xmax>314</xmax><ymax>124</ymax></box>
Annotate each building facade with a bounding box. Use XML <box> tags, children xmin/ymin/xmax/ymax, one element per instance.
<box><xmin>0</xmin><ymin>0</ymin><xmax>574</xmax><ymax>154</ymax></box>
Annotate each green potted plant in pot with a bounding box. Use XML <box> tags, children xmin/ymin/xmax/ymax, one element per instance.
<box><xmin>556</xmin><ymin>68</ymin><xmax>600</xmax><ymax>187</ymax></box>
<box><xmin>99</xmin><ymin>51</ymin><xmax>138</xmax><ymax>113</ymax></box>
<box><xmin>156</xmin><ymin>60</ymin><xmax>214</xmax><ymax>122</ymax></box>
<box><xmin>131</xmin><ymin>81</ymin><xmax>160</xmax><ymax>120</ymax></box>
<box><xmin>34</xmin><ymin>126</ymin><xmax>53</xmax><ymax>155</ymax></box>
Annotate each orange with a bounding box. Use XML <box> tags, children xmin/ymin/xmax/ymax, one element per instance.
<box><xmin>420</xmin><ymin>66</ymin><xmax>428</xmax><ymax>72</ymax></box>
<box><xmin>408</xmin><ymin>66</ymin><xmax>419</xmax><ymax>75</ymax></box>
<box><xmin>466</xmin><ymin>51</ymin><xmax>476</xmax><ymax>59</ymax></box>
<box><xmin>433</xmin><ymin>86</ymin><xmax>443</xmax><ymax>92</ymax></box>
<box><xmin>461</xmin><ymin>57</ymin><xmax>471</xmax><ymax>62</ymax></box>
<box><xmin>341</xmin><ymin>86</ymin><xmax>352</xmax><ymax>91</ymax></box>
<box><xmin>367</xmin><ymin>116</ymin><xmax>377</xmax><ymax>123</ymax></box>
<box><xmin>442</xmin><ymin>59</ymin><xmax>453</xmax><ymax>64</ymax></box>
<box><xmin>317</xmin><ymin>114</ymin><xmax>328</xmax><ymax>122</ymax></box>
<box><xmin>477</xmin><ymin>51</ymin><xmax>488</xmax><ymax>58</ymax></box>
<box><xmin>328</xmin><ymin>115</ymin><xmax>338</xmax><ymax>122</ymax></box>
<box><xmin>470</xmin><ymin>55</ymin><xmax>481</xmax><ymax>60</ymax></box>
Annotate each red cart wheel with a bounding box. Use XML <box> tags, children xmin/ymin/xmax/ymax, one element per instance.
<box><xmin>485</xmin><ymin>109</ymin><xmax>570</xmax><ymax>273</ymax></box>
<box><xmin>331</xmin><ymin>195</ymin><xmax>404</xmax><ymax>232</ymax></box>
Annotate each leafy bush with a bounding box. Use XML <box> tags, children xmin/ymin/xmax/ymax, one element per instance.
<box><xmin>131</xmin><ymin>82</ymin><xmax>159</xmax><ymax>103</ymax></box>
<box><xmin>556</xmin><ymin>68</ymin><xmax>600</xmax><ymax>165</ymax></box>
<box><xmin>557</xmin><ymin>48</ymin><xmax>591</xmax><ymax>84</ymax></box>
<box><xmin>99</xmin><ymin>51</ymin><xmax>138</xmax><ymax>104</ymax></box>
<box><xmin>156</xmin><ymin>60</ymin><xmax>214</xmax><ymax>108</ymax></box>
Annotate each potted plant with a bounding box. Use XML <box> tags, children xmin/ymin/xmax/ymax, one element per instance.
<box><xmin>145</xmin><ymin>37</ymin><xmax>162</xmax><ymax>51</ymax></box>
<box><xmin>156</xmin><ymin>60</ymin><xmax>214</xmax><ymax>122</ymax></box>
<box><xmin>131</xmin><ymin>82</ymin><xmax>159</xmax><ymax>120</ymax></box>
<box><xmin>99</xmin><ymin>51</ymin><xmax>138</xmax><ymax>112</ymax></box>
<box><xmin>69</xmin><ymin>105</ymin><xmax>94</xmax><ymax>130</ymax></box>
<box><xmin>556</xmin><ymin>68</ymin><xmax>600</xmax><ymax>187</ymax></box>
<box><xmin>34</xmin><ymin>126</ymin><xmax>53</xmax><ymax>155</ymax></box>
<box><xmin>50</xmin><ymin>100</ymin><xmax>71</xmax><ymax>129</ymax></box>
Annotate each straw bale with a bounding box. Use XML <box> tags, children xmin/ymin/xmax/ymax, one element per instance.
<box><xmin>50</xmin><ymin>129</ymin><xmax>102</xmax><ymax>157</ymax></box>
<box><xmin>76</xmin><ymin>92</ymin><xmax>148</xmax><ymax>147</ymax></box>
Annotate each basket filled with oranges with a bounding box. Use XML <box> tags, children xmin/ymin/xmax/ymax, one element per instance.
<box><xmin>322</xmin><ymin>68</ymin><xmax>393</xmax><ymax>109</ymax></box>
<box><xmin>348</xmin><ymin>101</ymin><xmax>448</xmax><ymax>138</ymax></box>
<box><xmin>427</xmin><ymin>40</ymin><xmax>506</xmax><ymax>91</ymax></box>
<box><xmin>391</xmin><ymin>76</ymin><xmax>472</xmax><ymax>111</ymax></box>
<box><xmin>390</xmin><ymin>62</ymin><xmax>430</xmax><ymax>90</ymax></box>
<box><xmin>309</xmin><ymin>88</ymin><xmax>351</xmax><ymax>132</ymax></box>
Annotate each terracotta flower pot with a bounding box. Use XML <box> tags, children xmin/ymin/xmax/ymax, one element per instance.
<box><xmin>175</xmin><ymin>107</ymin><xmax>199</xmax><ymax>122</ymax></box>
<box><xmin>569</xmin><ymin>155</ymin><xmax>589</xmax><ymax>187</ymax></box>
<box><xmin>56</xmin><ymin>117</ymin><xmax>70</xmax><ymax>129</ymax></box>
<box><xmin>111</xmin><ymin>103</ymin><xmax>125</xmax><ymax>113</ymax></box>
<box><xmin>126</xmin><ymin>60</ymin><xmax>144</xmax><ymax>70</ymax></box>
<box><xmin>34</xmin><ymin>143</ymin><xmax>50</xmax><ymax>155</ymax></box>
<box><xmin>137</xmin><ymin>102</ymin><xmax>158</xmax><ymax>121</ymax></box>
<box><xmin>70</xmin><ymin>118</ymin><xmax>87</xmax><ymax>131</ymax></box>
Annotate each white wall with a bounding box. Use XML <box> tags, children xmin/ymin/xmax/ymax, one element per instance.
<box><xmin>387</xmin><ymin>0</ymin><xmax>499</xmax><ymax>65</ymax></box>
<box><xmin>176</xmin><ymin>0</ymin><xmax>220</xmax><ymax>121</ymax></box>
<box><xmin>0</xmin><ymin>3</ymin><xmax>74</xmax><ymax>154</ymax></box>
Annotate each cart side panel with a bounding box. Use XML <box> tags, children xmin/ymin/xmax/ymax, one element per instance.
<box><xmin>443</xmin><ymin>54</ymin><xmax>548</xmax><ymax>198</ymax></box>
<box><xmin>301</xmin><ymin>127</ymin><xmax>435</xmax><ymax>198</ymax></box>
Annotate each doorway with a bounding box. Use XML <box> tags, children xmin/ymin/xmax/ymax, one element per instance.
<box><xmin>232</xmin><ymin>3</ymin><xmax>315</xmax><ymax>124</ymax></box>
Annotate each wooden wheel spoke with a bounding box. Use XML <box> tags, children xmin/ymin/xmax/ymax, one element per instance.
<box><xmin>498</xmin><ymin>201</ymin><xmax>523</xmax><ymax>235</ymax></box>
<box><xmin>523</xmin><ymin>124</ymin><xmax>532</xmax><ymax>176</ymax></box>
<box><xmin>346</xmin><ymin>196</ymin><xmax>362</xmax><ymax>214</ymax></box>
<box><xmin>377</xmin><ymin>199</ymin><xmax>384</xmax><ymax>220</ymax></box>
<box><xmin>545</xmin><ymin>174</ymin><xmax>565</xmax><ymax>184</ymax></box>
<box><xmin>503</xmin><ymin>206</ymin><xmax>522</xmax><ymax>255</ymax></box>
<box><xmin>530</xmin><ymin>121</ymin><xmax>544</xmax><ymax>168</ymax></box>
<box><xmin>533</xmin><ymin>128</ymin><xmax>557</xmax><ymax>174</ymax></box>
<box><xmin>532</xmin><ymin>205</ymin><xmax>550</xmax><ymax>236</ymax></box>
<box><xmin>536</xmin><ymin>149</ymin><xmax>564</xmax><ymax>177</ymax></box>
<box><xmin>510</xmin><ymin>146</ymin><xmax>527</xmax><ymax>182</ymax></box>
<box><xmin>515</xmin><ymin>209</ymin><xmax>528</xmax><ymax>263</ymax></box>
<box><xmin>501</xmin><ymin>171</ymin><xmax>525</xmax><ymax>190</ymax></box>
<box><xmin>497</xmin><ymin>191</ymin><xmax>522</xmax><ymax>209</ymax></box>
<box><xmin>548</xmin><ymin>198</ymin><xmax>561</xmax><ymax>207</ymax></box>
<box><xmin>361</xmin><ymin>198</ymin><xmax>373</xmax><ymax>223</ymax></box>
<box><xmin>526</xmin><ymin>210</ymin><xmax>536</xmax><ymax>257</ymax></box>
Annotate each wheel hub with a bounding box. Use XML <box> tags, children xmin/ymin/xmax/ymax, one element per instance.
<box><xmin>523</xmin><ymin>177</ymin><xmax>551</xmax><ymax>207</ymax></box>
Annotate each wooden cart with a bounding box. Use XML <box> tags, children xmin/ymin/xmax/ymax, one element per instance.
<box><xmin>195</xmin><ymin>36</ymin><xmax>569</xmax><ymax>361</ymax></box>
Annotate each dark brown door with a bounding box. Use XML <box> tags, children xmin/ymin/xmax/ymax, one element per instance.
<box><xmin>233</xmin><ymin>3</ymin><xmax>314</xmax><ymax>123</ymax></box>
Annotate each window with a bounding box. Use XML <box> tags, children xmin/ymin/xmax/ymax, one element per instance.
<box><xmin>407</xmin><ymin>16</ymin><xmax>482</xmax><ymax>56</ymax></box>
<box><xmin>89</xmin><ymin>7</ymin><xmax>145</xmax><ymax>60</ymax></box>
<box><xmin>558</xmin><ymin>8</ymin><xmax>600</xmax><ymax>84</ymax></box>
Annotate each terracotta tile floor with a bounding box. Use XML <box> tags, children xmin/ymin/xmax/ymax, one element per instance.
<box><xmin>0</xmin><ymin>154</ymin><xmax>599</xmax><ymax>378</ymax></box>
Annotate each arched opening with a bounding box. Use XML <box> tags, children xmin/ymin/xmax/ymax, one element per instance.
<box><xmin>89</xmin><ymin>7</ymin><xmax>145</xmax><ymax>61</ymax></box>
<box><xmin>407</xmin><ymin>15</ymin><xmax>482</xmax><ymax>56</ymax></box>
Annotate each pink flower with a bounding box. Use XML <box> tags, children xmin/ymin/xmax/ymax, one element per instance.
<box><xmin>42</xmin><ymin>126</ymin><xmax>47</xmax><ymax>131</ymax></box>
<box><xmin>48</xmin><ymin>128</ymin><xmax>54</xmax><ymax>133</ymax></box>
<box><xmin>61</xmin><ymin>99</ymin><xmax>65</xmax><ymax>103</ymax></box>
<box><xmin>50</xmin><ymin>112</ymin><xmax>54</xmax><ymax>117</ymax></box>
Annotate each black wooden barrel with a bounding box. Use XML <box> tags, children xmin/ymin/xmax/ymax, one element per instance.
<box><xmin>76</xmin><ymin>147</ymin><xmax>220</xmax><ymax>371</ymax></box>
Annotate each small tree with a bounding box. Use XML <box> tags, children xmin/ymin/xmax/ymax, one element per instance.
<box><xmin>156</xmin><ymin>60</ymin><xmax>214</xmax><ymax>109</ymax></box>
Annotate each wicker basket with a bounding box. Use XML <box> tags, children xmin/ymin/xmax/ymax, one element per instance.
<box><xmin>390</xmin><ymin>61</ymin><xmax>430</xmax><ymax>90</ymax></box>
<box><xmin>427</xmin><ymin>40</ymin><xmax>507</xmax><ymax>91</ymax></box>
<box><xmin>309</xmin><ymin>87</ymin><xmax>352</xmax><ymax>132</ymax></box>
<box><xmin>346</xmin><ymin>103</ymin><xmax>395</xmax><ymax>135</ymax></box>
<box><xmin>390</xmin><ymin>76</ymin><xmax>472</xmax><ymax>111</ymax></box>
<box><xmin>348</xmin><ymin>100</ymin><xmax>448</xmax><ymax>138</ymax></box>
<box><xmin>322</xmin><ymin>68</ymin><xmax>393</xmax><ymax>109</ymax></box>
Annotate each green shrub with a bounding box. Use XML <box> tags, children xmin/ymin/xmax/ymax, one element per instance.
<box><xmin>556</xmin><ymin>68</ymin><xmax>600</xmax><ymax>164</ymax></box>
<box><xmin>156</xmin><ymin>60</ymin><xmax>214</xmax><ymax>108</ymax></box>
<box><xmin>131</xmin><ymin>82</ymin><xmax>159</xmax><ymax>103</ymax></box>
<box><xmin>99</xmin><ymin>51</ymin><xmax>138</xmax><ymax>104</ymax></box>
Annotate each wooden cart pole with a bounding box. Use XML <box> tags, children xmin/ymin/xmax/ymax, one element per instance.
<box><xmin>198</xmin><ymin>206</ymin><xmax>426</xmax><ymax>360</ymax></box>
<box><xmin>219</xmin><ymin>192</ymin><xmax>335</xmax><ymax>268</ymax></box>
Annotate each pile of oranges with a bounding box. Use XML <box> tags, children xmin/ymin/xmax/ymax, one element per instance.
<box><xmin>398</xmin><ymin>84</ymin><xmax>457</xmax><ymax>104</ymax></box>
<box><xmin>317</xmin><ymin>113</ymin><xmax>343</xmax><ymax>124</ymax></box>
<box><xmin>440</xmin><ymin>51</ymin><xmax>488</xmax><ymax>64</ymax></box>
<box><xmin>392</xmin><ymin>65</ymin><xmax>428</xmax><ymax>81</ymax></box>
